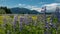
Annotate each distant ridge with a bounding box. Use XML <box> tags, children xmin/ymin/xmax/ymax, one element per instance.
<box><xmin>10</xmin><ymin>7</ymin><xmax>40</xmax><ymax>14</ymax></box>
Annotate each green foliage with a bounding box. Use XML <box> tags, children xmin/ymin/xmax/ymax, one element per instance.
<box><xmin>53</xmin><ymin>17</ymin><xmax>58</xmax><ymax>23</ymax></box>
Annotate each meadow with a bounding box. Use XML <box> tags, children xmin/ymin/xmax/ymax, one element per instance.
<box><xmin>0</xmin><ymin>14</ymin><xmax>59</xmax><ymax>34</ymax></box>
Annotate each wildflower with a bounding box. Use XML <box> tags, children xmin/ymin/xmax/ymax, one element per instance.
<box><xmin>20</xmin><ymin>16</ymin><xmax>24</xmax><ymax>22</ymax></box>
<box><xmin>45</xmin><ymin>22</ymin><xmax>50</xmax><ymax>29</ymax></box>
<box><xmin>3</xmin><ymin>16</ymin><xmax>7</xmax><ymax>27</ymax></box>
<box><xmin>13</xmin><ymin>15</ymin><xmax>18</xmax><ymax>28</ymax></box>
<box><xmin>58</xmin><ymin>15</ymin><xmax>60</xmax><ymax>21</ymax></box>
<box><xmin>19</xmin><ymin>16</ymin><xmax>24</xmax><ymax>31</ymax></box>
<box><xmin>3</xmin><ymin>17</ymin><xmax>7</xmax><ymax>24</ymax></box>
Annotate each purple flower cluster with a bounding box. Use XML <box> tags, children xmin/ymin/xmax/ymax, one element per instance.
<box><xmin>3</xmin><ymin>17</ymin><xmax>7</xmax><ymax>27</ymax></box>
<box><xmin>58</xmin><ymin>14</ymin><xmax>60</xmax><ymax>22</ymax></box>
<box><xmin>19</xmin><ymin>16</ymin><xmax>24</xmax><ymax>31</ymax></box>
<box><xmin>41</xmin><ymin>7</ymin><xmax>49</xmax><ymax>34</ymax></box>
<box><xmin>3</xmin><ymin>17</ymin><xmax>7</xmax><ymax>24</ymax></box>
<box><xmin>45</xmin><ymin>22</ymin><xmax>50</xmax><ymax>29</ymax></box>
<box><xmin>20</xmin><ymin>16</ymin><xmax>26</xmax><ymax>24</ymax></box>
<box><xmin>50</xmin><ymin>16</ymin><xmax>53</xmax><ymax>27</ymax></box>
<box><xmin>41</xmin><ymin>6</ymin><xmax>46</xmax><ymax>13</ymax></box>
<box><xmin>13</xmin><ymin>15</ymin><xmax>18</xmax><ymax>28</ymax></box>
<box><xmin>20</xmin><ymin>16</ymin><xmax>32</xmax><ymax>25</ymax></box>
<box><xmin>24</xmin><ymin>17</ymin><xmax>30</xmax><ymax>25</ymax></box>
<box><xmin>55</xmin><ymin>7</ymin><xmax>60</xmax><ymax>22</ymax></box>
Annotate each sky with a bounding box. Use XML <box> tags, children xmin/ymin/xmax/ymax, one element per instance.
<box><xmin>0</xmin><ymin>0</ymin><xmax>60</xmax><ymax>12</ymax></box>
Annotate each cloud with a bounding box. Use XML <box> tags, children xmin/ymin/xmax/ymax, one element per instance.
<box><xmin>42</xmin><ymin>3</ymin><xmax>60</xmax><ymax>10</ymax></box>
<box><xmin>30</xmin><ymin>7</ymin><xmax>41</xmax><ymax>12</ymax></box>
<box><xmin>38</xmin><ymin>2</ymin><xmax>48</xmax><ymax>4</ymax></box>
<box><xmin>43</xmin><ymin>3</ymin><xmax>60</xmax><ymax>6</ymax></box>
<box><xmin>18</xmin><ymin>4</ymin><xmax>26</xmax><ymax>7</ymax></box>
<box><xmin>26</xmin><ymin>6</ymin><xmax>42</xmax><ymax>12</ymax></box>
<box><xmin>18</xmin><ymin>3</ymin><xmax>42</xmax><ymax>12</ymax></box>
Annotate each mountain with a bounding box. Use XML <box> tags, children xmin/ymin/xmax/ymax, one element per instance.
<box><xmin>10</xmin><ymin>7</ymin><xmax>40</xmax><ymax>14</ymax></box>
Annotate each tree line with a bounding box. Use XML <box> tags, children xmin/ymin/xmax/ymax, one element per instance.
<box><xmin>0</xmin><ymin>7</ymin><xmax>12</xmax><ymax>14</ymax></box>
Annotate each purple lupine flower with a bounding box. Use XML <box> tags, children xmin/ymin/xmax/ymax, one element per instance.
<box><xmin>3</xmin><ymin>16</ymin><xmax>7</xmax><ymax>24</ymax></box>
<box><xmin>45</xmin><ymin>23</ymin><xmax>49</xmax><ymax>29</ymax></box>
<box><xmin>24</xmin><ymin>17</ymin><xmax>30</xmax><ymax>25</ymax></box>
<box><xmin>55</xmin><ymin>7</ymin><xmax>60</xmax><ymax>34</ymax></box>
<box><xmin>13</xmin><ymin>15</ymin><xmax>18</xmax><ymax>28</ymax></box>
<box><xmin>20</xmin><ymin>16</ymin><xmax>25</xmax><ymax>25</ymax></box>
<box><xmin>50</xmin><ymin>16</ymin><xmax>53</xmax><ymax>27</ymax></box>
<box><xmin>41</xmin><ymin>6</ymin><xmax>46</xmax><ymax>22</ymax></box>
<box><xmin>49</xmin><ymin>23</ymin><xmax>54</xmax><ymax>34</ymax></box>
<box><xmin>41</xmin><ymin>6</ymin><xmax>49</xmax><ymax>34</ymax></box>
<box><xmin>20</xmin><ymin>17</ymin><xmax>24</xmax><ymax>22</ymax></box>
<box><xmin>55</xmin><ymin>7</ymin><xmax>60</xmax><ymax>22</ymax></box>
<box><xmin>3</xmin><ymin>16</ymin><xmax>7</xmax><ymax>27</ymax></box>
<box><xmin>45</xmin><ymin>22</ymin><xmax>50</xmax><ymax>29</ymax></box>
<box><xmin>24</xmin><ymin>14</ymin><xmax>30</xmax><ymax>25</ymax></box>
<box><xmin>41</xmin><ymin>6</ymin><xmax>46</xmax><ymax>13</ymax></box>
<box><xmin>50</xmin><ymin>15</ymin><xmax>56</xmax><ymax>30</ymax></box>
<box><xmin>14</xmin><ymin>15</ymin><xmax>18</xmax><ymax>24</ymax></box>
<box><xmin>14</xmin><ymin>15</ymin><xmax>18</xmax><ymax>21</ymax></box>
<box><xmin>41</xmin><ymin>6</ymin><xmax>47</xmax><ymax>23</ymax></box>
<box><xmin>19</xmin><ymin>16</ymin><xmax>24</xmax><ymax>31</ymax></box>
<box><xmin>3</xmin><ymin>18</ymin><xmax>7</xmax><ymax>23</ymax></box>
<box><xmin>49</xmin><ymin>15</ymin><xmax>55</xmax><ymax>34</ymax></box>
<box><xmin>58</xmin><ymin>14</ymin><xmax>60</xmax><ymax>22</ymax></box>
<box><xmin>45</xmin><ymin>24</ymin><xmax>49</xmax><ymax>34</ymax></box>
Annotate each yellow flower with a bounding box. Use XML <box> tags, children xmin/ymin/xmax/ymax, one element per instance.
<box><xmin>32</xmin><ymin>16</ymin><xmax>37</xmax><ymax>20</ymax></box>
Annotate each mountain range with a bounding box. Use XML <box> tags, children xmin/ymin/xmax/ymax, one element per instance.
<box><xmin>10</xmin><ymin>7</ymin><xmax>40</xmax><ymax>14</ymax></box>
<box><xmin>0</xmin><ymin>7</ymin><xmax>57</xmax><ymax>14</ymax></box>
